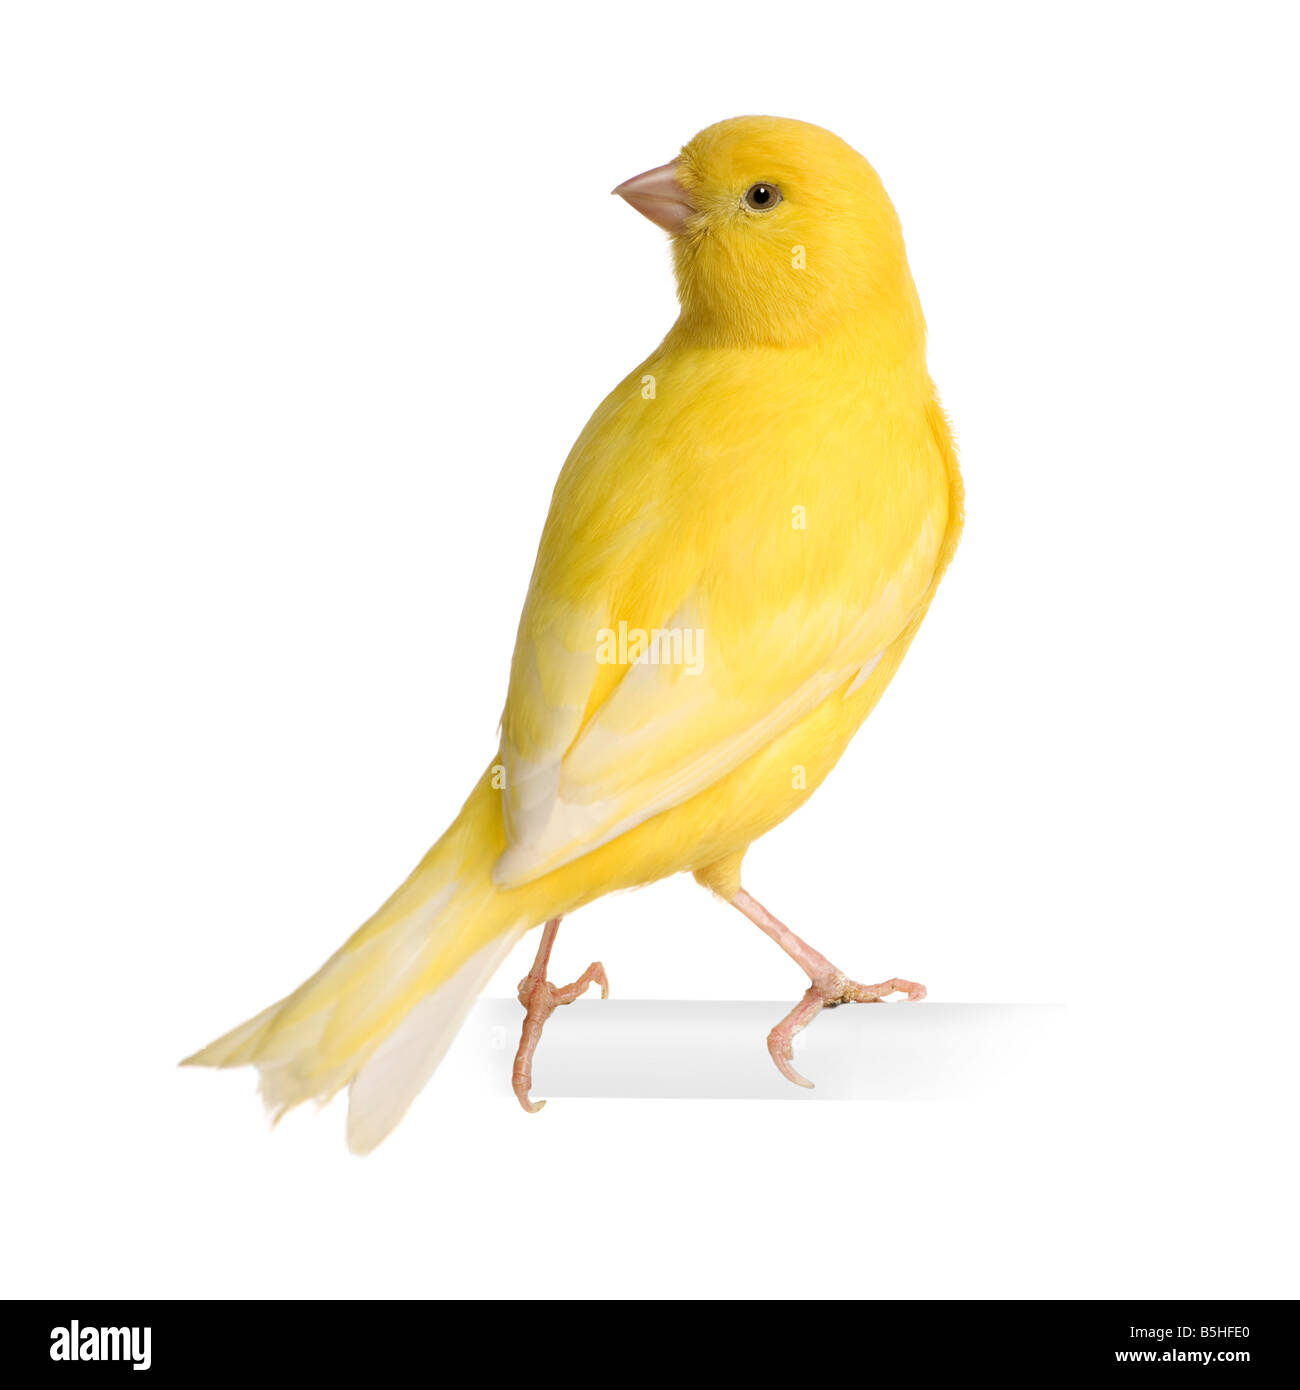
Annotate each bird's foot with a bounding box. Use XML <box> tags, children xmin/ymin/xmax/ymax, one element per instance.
<box><xmin>512</xmin><ymin>954</ymin><xmax>608</xmax><ymax>1114</ymax></box>
<box><xmin>767</xmin><ymin>970</ymin><xmax>926</xmax><ymax>1089</ymax></box>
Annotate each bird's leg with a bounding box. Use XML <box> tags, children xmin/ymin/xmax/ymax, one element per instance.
<box><xmin>512</xmin><ymin>916</ymin><xmax>608</xmax><ymax>1114</ymax></box>
<box><xmin>730</xmin><ymin>888</ymin><xmax>925</xmax><ymax>1089</ymax></box>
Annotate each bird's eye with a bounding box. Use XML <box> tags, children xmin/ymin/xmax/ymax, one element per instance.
<box><xmin>743</xmin><ymin>182</ymin><xmax>782</xmax><ymax>211</ymax></box>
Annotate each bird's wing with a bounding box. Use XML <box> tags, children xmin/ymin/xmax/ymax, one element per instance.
<box><xmin>494</xmin><ymin>482</ymin><xmax>945</xmax><ymax>889</ymax></box>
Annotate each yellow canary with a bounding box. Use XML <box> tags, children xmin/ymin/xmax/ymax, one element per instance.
<box><xmin>185</xmin><ymin>116</ymin><xmax>964</xmax><ymax>1153</ymax></box>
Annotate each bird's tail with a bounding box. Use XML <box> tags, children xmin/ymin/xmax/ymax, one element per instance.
<box><xmin>182</xmin><ymin>771</ymin><xmax>540</xmax><ymax>1153</ymax></box>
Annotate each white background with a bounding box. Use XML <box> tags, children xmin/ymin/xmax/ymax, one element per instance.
<box><xmin>2</xmin><ymin>1</ymin><xmax>1296</xmax><ymax>1299</ymax></box>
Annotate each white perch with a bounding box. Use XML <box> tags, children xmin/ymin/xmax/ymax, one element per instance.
<box><xmin>448</xmin><ymin>1000</ymin><xmax>1065</xmax><ymax>1101</ymax></box>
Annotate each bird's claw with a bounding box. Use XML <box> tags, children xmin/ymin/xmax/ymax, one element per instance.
<box><xmin>843</xmin><ymin>975</ymin><xmax>927</xmax><ymax>1004</ymax></box>
<box><xmin>512</xmin><ymin>960</ymin><xmax>609</xmax><ymax>1113</ymax></box>
<box><xmin>766</xmin><ymin>972</ymin><xmax>926</xmax><ymax>1090</ymax></box>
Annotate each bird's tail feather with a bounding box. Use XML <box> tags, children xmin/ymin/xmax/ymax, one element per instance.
<box><xmin>183</xmin><ymin>773</ymin><xmax>535</xmax><ymax>1153</ymax></box>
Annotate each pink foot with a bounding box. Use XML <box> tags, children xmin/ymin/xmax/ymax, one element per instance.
<box><xmin>728</xmin><ymin>888</ymin><xmax>925</xmax><ymax>1090</ymax></box>
<box><xmin>767</xmin><ymin>971</ymin><xmax>927</xmax><ymax>1088</ymax></box>
<box><xmin>512</xmin><ymin>918</ymin><xmax>608</xmax><ymax>1113</ymax></box>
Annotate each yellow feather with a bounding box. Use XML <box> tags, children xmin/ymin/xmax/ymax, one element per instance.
<box><xmin>184</xmin><ymin>116</ymin><xmax>964</xmax><ymax>1151</ymax></box>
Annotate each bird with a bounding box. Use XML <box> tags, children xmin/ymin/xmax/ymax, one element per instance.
<box><xmin>184</xmin><ymin>115</ymin><xmax>964</xmax><ymax>1153</ymax></box>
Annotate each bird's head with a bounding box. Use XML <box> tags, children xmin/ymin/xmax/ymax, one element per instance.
<box><xmin>614</xmin><ymin>116</ymin><xmax>922</xmax><ymax>352</ymax></box>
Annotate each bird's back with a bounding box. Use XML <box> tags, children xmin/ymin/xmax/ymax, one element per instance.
<box><xmin>494</xmin><ymin>325</ymin><xmax>956</xmax><ymax>890</ymax></box>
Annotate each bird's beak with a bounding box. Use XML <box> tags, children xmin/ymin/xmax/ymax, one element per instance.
<box><xmin>612</xmin><ymin>159</ymin><xmax>695</xmax><ymax>235</ymax></box>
